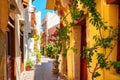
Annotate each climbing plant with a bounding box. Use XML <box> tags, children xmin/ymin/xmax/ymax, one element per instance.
<box><xmin>55</xmin><ymin>0</ymin><xmax>120</xmax><ymax>80</ymax></box>
<box><xmin>32</xmin><ymin>30</ymin><xmax>41</xmax><ymax>62</ymax></box>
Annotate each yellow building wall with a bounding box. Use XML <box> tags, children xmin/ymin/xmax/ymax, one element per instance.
<box><xmin>46</xmin><ymin>0</ymin><xmax>56</xmax><ymax>10</ymax></box>
<box><xmin>67</xmin><ymin>21</ymin><xmax>81</xmax><ymax>80</ymax></box>
<box><xmin>0</xmin><ymin>0</ymin><xmax>9</xmax><ymax>80</ymax></box>
<box><xmin>87</xmin><ymin>0</ymin><xmax>120</xmax><ymax>80</ymax></box>
<box><xmin>66</xmin><ymin>13</ymin><xmax>75</xmax><ymax>80</ymax></box>
<box><xmin>67</xmin><ymin>48</ymin><xmax>74</xmax><ymax>80</ymax></box>
<box><xmin>72</xmin><ymin>25</ymin><xmax>81</xmax><ymax>80</ymax></box>
<box><xmin>86</xmin><ymin>1</ymin><xmax>104</xmax><ymax>80</ymax></box>
<box><xmin>46</xmin><ymin>0</ymin><xmax>120</xmax><ymax>80</ymax></box>
<box><xmin>103</xmin><ymin>1</ymin><xmax>120</xmax><ymax>80</ymax></box>
<box><xmin>67</xmin><ymin>0</ymin><xmax>120</xmax><ymax>80</ymax></box>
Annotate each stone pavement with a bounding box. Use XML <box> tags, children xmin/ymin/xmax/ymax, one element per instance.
<box><xmin>20</xmin><ymin>56</ymin><xmax>58</xmax><ymax>80</ymax></box>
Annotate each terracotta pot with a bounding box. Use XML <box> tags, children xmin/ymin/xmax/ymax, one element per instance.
<box><xmin>26</xmin><ymin>66</ymin><xmax>31</xmax><ymax>71</ymax></box>
<box><xmin>53</xmin><ymin>68</ymin><xmax>59</xmax><ymax>74</ymax></box>
<box><xmin>54</xmin><ymin>63</ymin><xmax>59</xmax><ymax>68</ymax></box>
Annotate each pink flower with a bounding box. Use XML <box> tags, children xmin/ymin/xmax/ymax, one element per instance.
<box><xmin>68</xmin><ymin>0</ymin><xmax>73</xmax><ymax>5</ymax></box>
<box><xmin>48</xmin><ymin>38</ymin><xmax>52</xmax><ymax>42</ymax></box>
<box><xmin>51</xmin><ymin>36</ymin><xmax>56</xmax><ymax>41</ymax></box>
<box><xmin>53</xmin><ymin>31</ymin><xmax>58</xmax><ymax>37</ymax></box>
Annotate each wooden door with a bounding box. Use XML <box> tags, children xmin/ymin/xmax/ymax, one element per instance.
<box><xmin>80</xmin><ymin>23</ymin><xmax>87</xmax><ymax>80</ymax></box>
<box><xmin>20</xmin><ymin>32</ymin><xmax>24</xmax><ymax>72</ymax></box>
<box><xmin>6</xmin><ymin>17</ymin><xmax>15</xmax><ymax>80</ymax></box>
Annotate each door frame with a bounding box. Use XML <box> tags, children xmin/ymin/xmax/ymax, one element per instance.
<box><xmin>6</xmin><ymin>16</ymin><xmax>16</xmax><ymax>80</ymax></box>
<box><xmin>80</xmin><ymin>21</ymin><xmax>88</xmax><ymax>80</ymax></box>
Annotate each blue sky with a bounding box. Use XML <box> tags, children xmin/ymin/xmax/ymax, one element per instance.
<box><xmin>32</xmin><ymin>0</ymin><xmax>55</xmax><ymax>21</ymax></box>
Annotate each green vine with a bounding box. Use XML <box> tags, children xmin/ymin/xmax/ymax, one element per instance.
<box><xmin>70</xmin><ymin>0</ymin><xmax>84</xmax><ymax>20</ymax></box>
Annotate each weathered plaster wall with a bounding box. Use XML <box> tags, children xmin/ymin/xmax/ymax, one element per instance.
<box><xmin>73</xmin><ymin>25</ymin><xmax>81</xmax><ymax>80</ymax></box>
<box><xmin>0</xmin><ymin>0</ymin><xmax>9</xmax><ymax>79</ymax></box>
<box><xmin>0</xmin><ymin>30</ymin><xmax>6</xmax><ymax>80</ymax></box>
<box><xmin>87</xmin><ymin>0</ymin><xmax>120</xmax><ymax>80</ymax></box>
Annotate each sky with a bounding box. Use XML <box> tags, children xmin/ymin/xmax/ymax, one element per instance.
<box><xmin>32</xmin><ymin>0</ymin><xmax>56</xmax><ymax>21</ymax></box>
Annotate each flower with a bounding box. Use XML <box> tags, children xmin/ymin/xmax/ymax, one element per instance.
<box><xmin>68</xmin><ymin>0</ymin><xmax>73</xmax><ymax>6</ymax></box>
<box><xmin>74</xmin><ymin>4</ymin><xmax>78</xmax><ymax>7</ymax></box>
<box><xmin>58</xmin><ymin>9</ymin><xmax>64</xmax><ymax>16</ymax></box>
<box><xmin>48</xmin><ymin>38</ymin><xmax>52</xmax><ymax>42</ymax></box>
<box><xmin>53</xmin><ymin>31</ymin><xmax>58</xmax><ymax>37</ymax></box>
<box><xmin>60</xmin><ymin>22</ymin><xmax>64</xmax><ymax>28</ymax></box>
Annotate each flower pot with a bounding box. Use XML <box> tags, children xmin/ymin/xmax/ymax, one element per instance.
<box><xmin>53</xmin><ymin>68</ymin><xmax>59</xmax><ymax>74</ymax></box>
<box><xmin>54</xmin><ymin>63</ymin><xmax>59</xmax><ymax>68</ymax></box>
<box><xmin>26</xmin><ymin>66</ymin><xmax>31</xmax><ymax>71</ymax></box>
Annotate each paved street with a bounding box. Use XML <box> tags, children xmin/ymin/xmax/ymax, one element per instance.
<box><xmin>21</xmin><ymin>56</ymin><xmax>58</xmax><ymax>80</ymax></box>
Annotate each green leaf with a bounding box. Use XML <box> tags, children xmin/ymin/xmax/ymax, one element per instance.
<box><xmin>113</xmin><ymin>61</ymin><xmax>120</xmax><ymax>69</ymax></box>
<box><xmin>93</xmin><ymin>72</ymin><xmax>101</xmax><ymax>78</ymax></box>
<box><xmin>71</xmin><ymin>47</ymin><xmax>78</xmax><ymax>53</ymax></box>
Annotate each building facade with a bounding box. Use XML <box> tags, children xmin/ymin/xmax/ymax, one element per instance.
<box><xmin>46</xmin><ymin>0</ymin><xmax>120</xmax><ymax>80</ymax></box>
<box><xmin>6</xmin><ymin>0</ymin><xmax>29</xmax><ymax>80</ymax></box>
<box><xmin>0</xmin><ymin>0</ymin><xmax>37</xmax><ymax>80</ymax></box>
<box><xmin>41</xmin><ymin>12</ymin><xmax>60</xmax><ymax>51</ymax></box>
<box><xmin>23</xmin><ymin>0</ymin><xmax>41</xmax><ymax>70</ymax></box>
<box><xmin>0</xmin><ymin>0</ymin><xmax>9</xmax><ymax>79</ymax></box>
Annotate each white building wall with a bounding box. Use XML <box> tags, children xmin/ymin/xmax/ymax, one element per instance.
<box><xmin>23</xmin><ymin>1</ymin><xmax>37</xmax><ymax>68</ymax></box>
<box><xmin>15</xmin><ymin>14</ymin><xmax>21</xmax><ymax>80</ymax></box>
<box><xmin>23</xmin><ymin>7</ymin><xmax>33</xmax><ymax>68</ymax></box>
<box><xmin>23</xmin><ymin>8</ymin><xmax>29</xmax><ymax>70</ymax></box>
<box><xmin>35</xmin><ymin>11</ymin><xmax>41</xmax><ymax>50</ymax></box>
<box><xmin>35</xmin><ymin>11</ymin><xmax>41</xmax><ymax>34</ymax></box>
<box><xmin>47</xmin><ymin>12</ymin><xmax>60</xmax><ymax>29</ymax></box>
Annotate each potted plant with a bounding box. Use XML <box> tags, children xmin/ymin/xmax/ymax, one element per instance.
<box><xmin>36</xmin><ymin>52</ymin><xmax>41</xmax><ymax>63</ymax></box>
<box><xmin>46</xmin><ymin>42</ymin><xmax>54</xmax><ymax>57</ymax></box>
<box><xmin>53</xmin><ymin>59</ymin><xmax>59</xmax><ymax>74</ymax></box>
<box><xmin>25</xmin><ymin>59</ymin><xmax>33</xmax><ymax>71</ymax></box>
<box><xmin>53</xmin><ymin>59</ymin><xmax>59</xmax><ymax>67</ymax></box>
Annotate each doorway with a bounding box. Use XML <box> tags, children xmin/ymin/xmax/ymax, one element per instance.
<box><xmin>20</xmin><ymin>31</ymin><xmax>24</xmax><ymax>72</ymax></box>
<box><xmin>6</xmin><ymin>17</ymin><xmax>16</xmax><ymax>80</ymax></box>
<box><xmin>80</xmin><ymin>22</ymin><xmax>87</xmax><ymax>80</ymax></box>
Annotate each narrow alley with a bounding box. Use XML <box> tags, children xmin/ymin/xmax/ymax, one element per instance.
<box><xmin>21</xmin><ymin>56</ymin><xmax>58</xmax><ymax>80</ymax></box>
